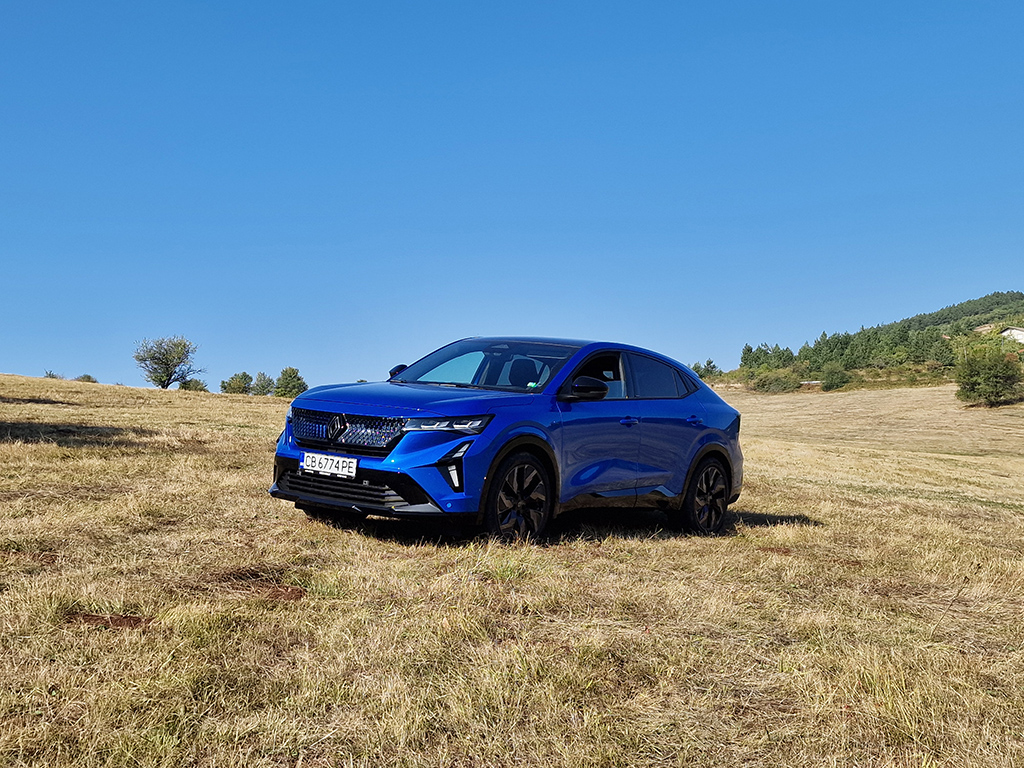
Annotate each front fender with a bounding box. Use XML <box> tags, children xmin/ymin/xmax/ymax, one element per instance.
<box><xmin>475</xmin><ymin>428</ymin><xmax>560</xmax><ymax>525</ymax></box>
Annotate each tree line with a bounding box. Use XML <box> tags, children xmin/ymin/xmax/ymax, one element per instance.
<box><xmin>687</xmin><ymin>291</ymin><xmax>1024</xmax><ymax>405</ymax></box>
<box><xmin>735</xmin><ymin>291</ymin><xmax>1023</xmax><ymax>373</ymax></box>
<box><xmin>739</xmin><ymin>324</ymin><xmax>956</xmax><ymax>375</ymax></box>
<box><xmin>219</xmin><ymin>368</ymin><xmax>307</xmax><ymax>398</ymax></box>
<box><xmin>133</xmin><ymin>336</ymin><xmax>308</xmax><ymax>397</ymax></box>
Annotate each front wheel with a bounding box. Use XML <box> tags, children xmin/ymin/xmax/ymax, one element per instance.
<box><xmin>672</xmin><ymin>457</ymin><xmax>730</xmax><ymax>535</ymax></box>
<box><xmin>484</xmin><ymin>452</ymin><xmax>553</xmax><ymax>540</ymax></box>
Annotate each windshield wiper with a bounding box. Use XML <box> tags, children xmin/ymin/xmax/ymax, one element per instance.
<box><xmin>406</xmin><ymin>381</ymin><xmax>481</xmax><ymax>388</ymax></box>
<box><xmin>392</xmin><ymin>380</ymin><xmax>485</xmax><ymax>389</ymax></box>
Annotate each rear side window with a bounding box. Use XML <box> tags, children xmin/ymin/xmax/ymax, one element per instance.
<box><xmin>628</xmin><ymin>353</ymin><xmax>682</xmax><ymax>399</ymax></box>
<box><xmin>676</xmin><ymin>370</ymin><xmax>698</xmax><ymax>395</ymax></box>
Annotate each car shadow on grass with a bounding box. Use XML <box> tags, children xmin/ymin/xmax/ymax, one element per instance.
<box><xmin>308</xmin><ymin>510</ymin><xmax>473</xmax><ymax>546</ymax></box>
<box><xmin>548</xmin><ymin>506</ymin><xmax>820</xmax><ymax>542</ymax></box>
<box><xmin>0</xmin><ymin>421</ymin><xmax>158</xmax><ymax>448</ymax></box>
<box><xmin>308</xmin><ymin>505</ymin><xmax>822</xmax><ymax>547</ymax></box>
<box><xmin>727</xmin><ymin>509</ymin><xmax>822</xmax><ymax>530</ymax></box>
<box><xmin>547</xmin><ymin>506</ymin><xmax>673</xmax><ymax>542</ymax></box>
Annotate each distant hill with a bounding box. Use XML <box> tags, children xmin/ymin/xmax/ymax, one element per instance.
<box><xmin>738</xmin><ymin>291</ymin><xmax>1024</xmax><ymax>377</ymax></box>
<box><xmin>875</xmin><ymin>291</ymin><xmax>1024</xmax><ymax>333</ymax></box>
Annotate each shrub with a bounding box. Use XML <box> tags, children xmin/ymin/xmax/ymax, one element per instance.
<box><xmin>43</xmin><ymin>371</ymin><xmax>63</xmax><ymax>379</ymax></box>
<box><xmin>221</xmin><ymin>372</ymin><xmax>253</xmax><ymax>395</ymax></box>
<box><xmin>134</xmin><ymin>337</ymin><xmax>204</xmax><ymax>389</ymax></box>
<box><xmin>179</xmin><ymin>378</ymin><xmax>209</xmax><ymax>392</ymax></box>
<box><xmin>73</xmin><ymin>374</ymin><xmax>99</xmax><ymax>383</ymax></box>
<box><xmin>820</xmin><ymin>363</ymin><xmax>851</xmax><ymax>392</ymax></box>
<box><xmin>750</xmin><ymin>368</ymin><xmax>801</xmax><ymax>393</ymax></box>
<box><xmin>251</xmin><ymin>372</ymin><xmax>275</xmax><ymax>396</ymax></box>
<box><xmin>955</xmin><ymin>347</ymin><xmax>1023</xmax><ymax>406</ymax></box>
<box><xmin>690</xmin><ymin>359</ymin><xmax>721</xmax><ymax>380</ymax></box>
<box><xmin>274</xmin><ymin>367</ymin><xmax>308</xmax><ymax>398</ymax></box>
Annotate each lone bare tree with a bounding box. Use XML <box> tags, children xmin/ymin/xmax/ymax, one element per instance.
<box><xmin>133</xmin><ymin>336</ymin><xmax>204</xmax><ymax>389</ymax></box>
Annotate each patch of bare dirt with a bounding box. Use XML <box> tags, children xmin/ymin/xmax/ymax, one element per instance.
<box><xmin>206</xmin><ymin>565</ymin><xmax>306</xmax><ymax>601</ymax></box>
<box><xmin>262</xmin><ymin>586</ymin><xmax>306</xmax><ymax>601</ymax></box>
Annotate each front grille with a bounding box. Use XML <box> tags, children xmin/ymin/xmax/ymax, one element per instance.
<box><xmin>279</xmin><ymin>470</ymin><xmax>406</xmax><ymax>509</ymax></box>
<box><xmin>291</xmin><ymin>408</ymin><xmax>406</xmax><ymax>456</ymax></box>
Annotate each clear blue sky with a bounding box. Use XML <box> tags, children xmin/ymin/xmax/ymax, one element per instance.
<box><xmin>2</xmin><ymin>2</ymin><xmax>1022</xmax><ymax>388</ymax></box>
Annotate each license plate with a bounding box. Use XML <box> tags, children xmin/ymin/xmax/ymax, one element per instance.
<box><xmin>301</xmin><ymin>452</ymin><xmax>358</xmax><ymax>478</ymax></box>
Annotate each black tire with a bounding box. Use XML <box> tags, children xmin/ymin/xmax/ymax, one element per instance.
<box><xmin>673</xmin><ymin>457</ymin><xmax>729</xmax><ymax>535</ymax></box>
<box><xmin>484</xmin><ymin>452</ymin><xmax>553</xmax><ymax>540</ymax></box>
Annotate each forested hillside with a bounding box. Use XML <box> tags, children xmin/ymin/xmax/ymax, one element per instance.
<box><xmin>883</xmin><ymin>291</ymin><xmax>1024</xmax><ymax>332</ymax></box>
<box><xmin>733</xmin><ymin>291</ymin><xmax>1024</xmax><ymax>391</ymax></box>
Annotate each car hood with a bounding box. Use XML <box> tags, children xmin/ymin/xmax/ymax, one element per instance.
<box><xmin>295</xmin><ymin>381</ymin><xmax>534</xmax><ymax>417</ymax></box>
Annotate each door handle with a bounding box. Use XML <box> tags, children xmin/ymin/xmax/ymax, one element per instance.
<box><xmin>685</xmin><ymin>415</ymin><xmax>704</xmax><ymax>425</ymax></box>
<box><xmin>620</xmin><ymin>417</ymin><xmax>639</xmax><ymax>426</ymax></box>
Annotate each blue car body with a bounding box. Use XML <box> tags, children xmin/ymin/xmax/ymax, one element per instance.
<box><xmin>270</xmin><ymin>337</ymin><xmax>742</xmax><ymax>528</ymax></box>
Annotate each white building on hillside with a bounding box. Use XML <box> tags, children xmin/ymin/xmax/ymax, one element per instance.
<box><xmin>1001</xmin><ymin>327</ymin><xmax>1024</xmax><ymax>344</ymax></box>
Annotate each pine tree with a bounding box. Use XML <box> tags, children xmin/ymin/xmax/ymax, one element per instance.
<box><xmin>251</xmin><ymin>372</ymin><xmax>275</xmax><ymax>396</ymax></box>
<box><xmin>274</xmin><ymin>367</ymin><xmax>308</xmax><ymax>398</ymax></box>
<box><xmin>221</xmin><ymin>372</ymin><xmax>253</xmax><ymax>394</ymax></box>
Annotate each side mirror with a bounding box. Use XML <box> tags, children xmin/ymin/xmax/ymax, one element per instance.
<box><xmin>389</xmin><ymin>364</ymin><xmax>408</xmax><ymax>378</ymax></box>
<box><xmin>565</xmin><ymin>375</ymin><xmax>609</xmax><ymax>401</ymax></box>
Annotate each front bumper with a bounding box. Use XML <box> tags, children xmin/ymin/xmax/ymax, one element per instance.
<box><xmin>269</xmin><ymin>414</ymin><xmax>492</xmax><ymax>518</ymax></box>
<box><xmin>270</xmin><ymin>456</ymin><xmax>451</xmax><ymax>517</ymax></box>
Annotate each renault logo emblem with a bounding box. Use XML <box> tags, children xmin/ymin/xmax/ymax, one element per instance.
<box><xmin>328</xmin><ymin>414</ymin><xmax>347</xmax><ymax>440</ymax></box>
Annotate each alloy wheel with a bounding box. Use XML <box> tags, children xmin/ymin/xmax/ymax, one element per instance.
<box><xmin>693</xmin><ymin>463</ymin><xmax>728</xmax><ymax>533</ymax></box>
<box><xmin>494</xmin><ymin>461</ymin><xmax>549</xmax><ymax>538</ymax></box>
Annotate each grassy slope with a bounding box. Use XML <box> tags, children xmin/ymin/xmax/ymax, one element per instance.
<box><xmin>1</xmin><ymin>375</ymin><xmax>1023</xmax><ymax>767</ymax></box>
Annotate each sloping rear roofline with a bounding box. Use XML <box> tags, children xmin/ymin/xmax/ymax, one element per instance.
<box><xmin>453</xmin><ymin>337</ymin><xmax>693</xmax><ymax>372</ymax></box>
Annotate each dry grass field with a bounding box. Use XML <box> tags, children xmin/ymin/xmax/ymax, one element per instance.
<box><xmin>2</xmin><ymin>374</ymin><xmax>1023</xmax><ymax>767</ymax></box>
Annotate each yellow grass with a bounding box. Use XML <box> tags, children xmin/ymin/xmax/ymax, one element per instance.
<box><xmin>1</xmin><ymin>374</ymin><xmax>1022</xmax><ymax>767</ymax></box>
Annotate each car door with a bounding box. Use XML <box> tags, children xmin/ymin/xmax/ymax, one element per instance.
<box><xmin>624</xmin><ymin>353</ymin><xmax>708</xmax><ymax>500</ymax></box>
<box><xmin>555</xmin><ymin>351</ymin><xmax>639</xmax><ymax>508</ymax></box>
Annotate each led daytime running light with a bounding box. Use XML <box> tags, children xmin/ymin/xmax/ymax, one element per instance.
<box><xmin>404</xmin><ymin>415</ymin><xmax>492</xmax><ymax>434</ymax></box>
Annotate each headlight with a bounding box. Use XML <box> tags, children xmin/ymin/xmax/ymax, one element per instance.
<box><xmin>403</xmin><ymin>415</ymin><xmax>493</xmax><ymax>434</ymax></box>
<box><xmin>286</xmin><ymin>406</ymin><xmax>293</xmax><ymax>422</ymax></box>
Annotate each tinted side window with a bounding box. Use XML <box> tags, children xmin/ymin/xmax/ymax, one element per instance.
<box><xmin>628</xmin><ymin>354</ymin><xmax>680</xmax><ymax>399</ymax></box>
<box><xmin>675</xmin><ymin>370</ymin><xmax>698</xmax><ymax>395</ymax></box>
<box><xmin>571</xmin><ymin>353</ymin><xmax>625</xmax><ymax>399</ymax></box>
<box><xmin>496</xmin><ymin>355</ymin><xmax>550</xmax><ymax>389</ymax></box>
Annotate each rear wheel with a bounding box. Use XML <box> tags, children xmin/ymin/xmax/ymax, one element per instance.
<box><xmin>673</xmin><ymin>457</ymin><xmax>729</xmax><ymax>534</ymax></box>
<box><xmin>485</xmin><ymin>452</ymin><xmax>552</xmax><ymax>540</ymax></box>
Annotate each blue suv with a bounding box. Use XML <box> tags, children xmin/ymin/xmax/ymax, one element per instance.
<box><xmin>270</xmin><ymin>338</ymin><xmax>742</xmax><ymax>537</ymax></box>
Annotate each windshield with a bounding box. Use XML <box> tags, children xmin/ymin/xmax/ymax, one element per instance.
<box><xmin>393</xmin><ymin>339</ymin><xmax>581</xmax><ymax>392</ymax></box>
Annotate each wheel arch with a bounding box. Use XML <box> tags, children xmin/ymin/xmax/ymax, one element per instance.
<box><xmin>681</xmin><ymin>443</ymin><xmax>734</xmax><ymax>504</ymax></box>
<box><xmin>477</xmin><ymin>434</ymin><xmax>560</xmax><ymax>525</ymax></box>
